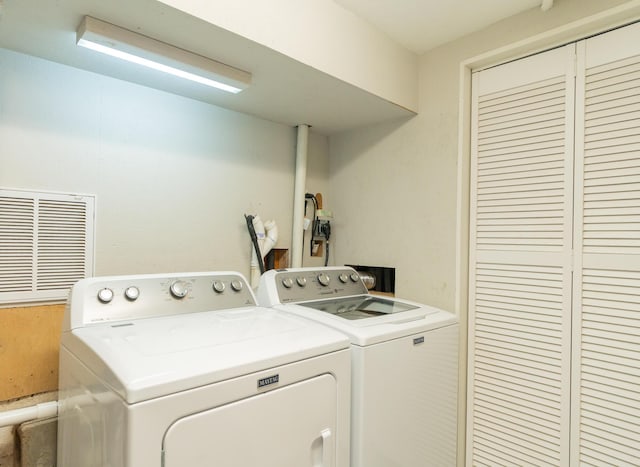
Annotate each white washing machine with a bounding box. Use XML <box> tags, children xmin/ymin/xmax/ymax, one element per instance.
<box><xmin>257</xmin><ymin>266</ymin><xmax>459</xmax><ymax>467</ymax></box>
<box><xmin>57</xmin><ymin>271</ymin><xmax>351</xmax><ymax>467</ymax></box>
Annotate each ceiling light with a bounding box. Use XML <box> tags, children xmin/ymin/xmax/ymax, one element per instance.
<box><xmin>76</xmin><ymin>16</ymin><xmax>251</xmax><ymax>94</ymax></box>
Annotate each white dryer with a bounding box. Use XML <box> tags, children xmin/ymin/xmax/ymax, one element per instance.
<box><xmin>57</xmin><ymin>271</ymin><xmax>351</xmax><ymax>467</ymax></box>
<box><xmin>257</xmin><ymin>266</ymin><xmax>459</xmax><ymax>467</ymax></box>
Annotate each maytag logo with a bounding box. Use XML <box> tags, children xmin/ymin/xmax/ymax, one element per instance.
<box><xmin>413</xmin><ymin>336</ymin><xmax>425</xmax><ymax>345</ymax></box>
<box><xmin>258</xmin><ymin>374</ymin><xmax>279</xmax><ymax>388</ymax></box>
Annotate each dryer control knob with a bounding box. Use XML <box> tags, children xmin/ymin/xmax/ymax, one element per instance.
<box><xmin>169</xmin><ymin>280</ymin><xmax>188</xmax><ymax>299</ymax></box>
<box><xmin>212</xmin><ymin>280</ymin><xmax>225</xmax><ymax>293</ymax></box>
<box><xmin>296</xmin><ymin>276</ymin><xmax>307</xmax><ymax>287</ymax></box>
<box><xmin>282</xmin><ymin>277</ymin><xmax>294</xmax><ymax>288</ymax></box>
<box><xmin>317</xmin><ymin>273</ymin><xmax>330</xmax><ymax>286</ymax></box>
<box><xmin>338</xmin><ymin>273</ymin><xmax>349</xmax><ymax>283</ymax></box>
<box><xmin>97</xmin><ymin>288</ymin><xmax>114</xmax><ymax>303</ymax></box>
<box><xmin>230</xmin><ymin>280</ymin><xmax>244</xmax><ymax>292</ymax></box>
<box><xmin>124</xmin><ymin>286</ymin><xmax>140</xmax><ymax>301</ymax></box>
<box><xmin>350</xmin><ymin>273</ymin><xmax>360</xmax><ymax>282</ymax></box>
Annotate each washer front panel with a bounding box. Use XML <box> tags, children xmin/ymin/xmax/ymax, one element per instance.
<box><xmin>351</xmin><ymin>325</ymin><xmax>459</xmax><ymax>467</ymax></box>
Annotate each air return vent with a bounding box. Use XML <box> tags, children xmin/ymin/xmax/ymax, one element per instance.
<box><xmin>0</xmin><ymin>189</ymin><xmax>94</xmax><ymax>304</ymax></box>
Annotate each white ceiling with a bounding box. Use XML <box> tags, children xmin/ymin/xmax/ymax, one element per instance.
<box><xmin>334</xmin><ymin>0</ymin><xmax>543</xmax><ymax>54</ymax></box>
<box><xmin>0</xmin><ymin>0</ymin><xmax>546</xmax><ymax>134</ymax></box>
<box><xmin>0</xmin><ymin>0</ymin><xmax>415</xmax><ymax>135</ymax></box>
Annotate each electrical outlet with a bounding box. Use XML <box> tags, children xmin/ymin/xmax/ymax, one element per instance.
<box><xmin>311</xmin><ymin>240</ymin><xmax>324</xmax><ymax>257</ymax></box>
<box><xmin>313</xmin><ymin>220</ymin><xmax>331</xmax><ymax>239</ymax></box>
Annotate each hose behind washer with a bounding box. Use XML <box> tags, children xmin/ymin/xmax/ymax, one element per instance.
<box><xmin>244</xmin><ymin>214</ymin><xmax>265</xmax><ymax>274</ymax></box>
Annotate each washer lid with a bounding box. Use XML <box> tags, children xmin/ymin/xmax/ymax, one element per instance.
<box><xmin>61</xmin><ymin>306</ymin><xmax>349</xmax><ymax>403</ymax></box>
<box><xmin>274</xmin><ymin>298</ymin><xmax>458</xmax><ymax>346</ymax></box>
<box><xmin>301</xmin><ymin>295</ymin><xmax>419</xmax><ymax>320</ymax></box>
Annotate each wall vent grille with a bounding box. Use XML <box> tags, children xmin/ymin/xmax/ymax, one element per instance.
<box><xmin>0</xmin><ymin>189</ymin><xmax>94</xmax><ymax>303</ymax></box>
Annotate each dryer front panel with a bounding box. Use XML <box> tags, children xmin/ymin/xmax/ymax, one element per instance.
<box><xmin>162</xmin><ymin>374</ymin><xmax>337</xmax><ymax>467</ymax></box>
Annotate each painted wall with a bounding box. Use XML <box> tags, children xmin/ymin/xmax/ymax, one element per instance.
<box><xmin>156</xmin><ymin>0</ymin><xmax>418</xmax><ymax>112</ymax></box>
<box><xmin>328</xmin><ymin>0</ymin><xmax>633</xmax><ymax>312</ymax></box>
<box><xmin>0</xmin><ymin>47</ymin><xmax>330</xmax><ymax>279</ymax></box>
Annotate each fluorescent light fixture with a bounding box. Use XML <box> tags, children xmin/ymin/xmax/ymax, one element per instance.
<box><xmin>76</xmin><ymin>16</ymin><xmax>251</xmax><ymax>94</ymax></box>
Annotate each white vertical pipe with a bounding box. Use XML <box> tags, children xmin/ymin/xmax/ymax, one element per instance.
<box><xmin>291</xmin><ymin>124</ymin><xmax>309</xmax><ymax>267</ymax></box>
<box><xmin>541</xmin><ymin>0</ymin><xmax>553</xmax><ymax>11</ymax></box>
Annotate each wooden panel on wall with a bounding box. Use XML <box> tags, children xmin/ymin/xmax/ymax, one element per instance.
<box><xmin>0</xmin><ymin>304</ymin><xmax>65</xmax><ymax>402</ymax></box>
<box><xmin>270</xmin><ymin>248</ymin><xmax>289</xmax><ymax>269</ymax></box>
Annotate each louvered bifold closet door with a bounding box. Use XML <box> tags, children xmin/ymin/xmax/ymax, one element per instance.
<box><xmin>572</xmin><ymin>22</ymin><xmax>640</xmax><ymax>466</ymax></box>
<box><xmin>468</xmin><ymin>45</ymin><xmax>574</xmax><ymax>466</ymax></box>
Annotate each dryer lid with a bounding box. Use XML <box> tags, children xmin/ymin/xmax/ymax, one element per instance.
<box><xmin>61</xmin><ymin>306</ymin><xmax>349</xmax><ymax>403</ymax></box>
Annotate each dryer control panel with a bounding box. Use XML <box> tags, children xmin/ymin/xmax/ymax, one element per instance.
<box><xmin>65</xmin><ymin>271</ymin><xmax>256</xmax><ymax>330</ymax></box>
<box><xmin>258</xmin><ymin>267</ymin><xmax>368</xmax><ymax>305</ymax></box>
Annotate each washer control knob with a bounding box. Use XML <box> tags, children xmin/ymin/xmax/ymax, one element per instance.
<box><xmin>230</xmin><ymin>280</ymin><xmax>244</xmax><ymax>292</ymax></box>
<box><xmin>282</xmin><ymin>277</ymin><xmax>294</xmax><ymax>288</ymax></box>
<box><xmin>338</xmin><ymin>273</ymin><xmax>349</xmax><ymax>283</ymax></box>
<box><xmin>169</xmin><ymin>280</ymin><xmax>188</xmax><ymax>299</ymax></box>
<box><xmin>97</xmin><ymin>288</ymin><xmax>114</xmax><ymax>303</ymax></box>
<box><xmin>296</xmin><ymin>276</ymin><xmax>307</xmax><ymax>287</ymax></box>
<box><xmin>212</xmin><ymin>280</ymin><xmax>225</xmax><ymax>293</ymax></box>
<box><xmin>350</xmin><ymin>273</ymin><xmax>360</xmax><ymax>283</ymax></box>
<box><xmin>317</xmin><ymin>273</ymin><xmax>330</xmax><ymax>287</ymax></box>
<box><xmin>124</xmin><ymin>286</ymin><xmax>140</xmax><ymax>301</ymax></box>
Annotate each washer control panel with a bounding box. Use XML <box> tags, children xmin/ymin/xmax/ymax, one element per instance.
<box><xmin>263</xmin><ymin>267</ymin><xmax>368</xmax><ymax>304</ymax></box>
<box><xmin>67</xmin><ymin>272</ymin><xmax>256</xmax><ymax>329</ymax></box>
